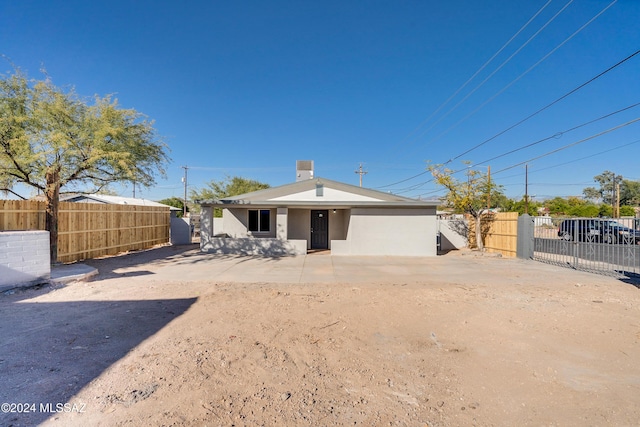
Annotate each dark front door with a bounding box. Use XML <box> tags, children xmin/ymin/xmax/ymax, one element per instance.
<box><xmin>311</xmin><ymin>210</ymin><xmax>329</xmax><ymax>249</ymax></box>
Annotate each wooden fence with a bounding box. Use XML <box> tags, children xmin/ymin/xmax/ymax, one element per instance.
<box><xmin>0</xmin><ymin>200</ymin><xmax>170</xmax><ymax>263</ymax></box>
<box><xmin>469</xmin><ymin>212</ymin><xmax>519</xmax><ymax>258</ymax></box>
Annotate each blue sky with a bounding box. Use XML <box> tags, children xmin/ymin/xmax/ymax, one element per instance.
<box><xmin>2</xmin><ymin>0</ymin><xmax>639</xmax><ymax>202</ymax></box>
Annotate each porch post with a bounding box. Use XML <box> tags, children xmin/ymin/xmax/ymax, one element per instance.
<box><xmin>200</xmin><ymin>206</ymin><xmax>214</xmax><ymax>248</ymax></box>
<box><xmin>277</xmin><ymin>207</ymin><xmax>288</xmax><ymax>240</ymax></box>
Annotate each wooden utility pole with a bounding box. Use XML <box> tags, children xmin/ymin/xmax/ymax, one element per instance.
<box><xmin>615</xmin><ymin>182</ymin><xmax>621</xmax><ymax>218</ymax></box>
<box><xmin>524</xmin><ymin>164</ymin><xmax>529</xmax><ymax>215</ymax></box>
<box><xmin>487</xmin><ymin>165</ymin><xmax>491</xmax><ymax>210</ymax></box>
<box><xmin>355</xmin><ymin>163</ymin><xmax>367</xmax><ymax>187</ymax></box>
<box><xmin>181</xmin><ymin>165</ymin><xmax>188</xmax><ymax>217</ymax></box>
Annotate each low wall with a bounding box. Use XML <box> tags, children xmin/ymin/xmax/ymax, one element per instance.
<box><xmin>201</xmin><ymin>238</ymin><xmax>307</xmax><ymax>256</ymax></box>
<box><xmin>438</xmin><ymin>219</ymin><xmax>468</xmax><ymax>251</ymax></box>
<box><xmin>170</xmin><ymin>217</ymin><xmax>192</xmax><ymax>245</ymax></box>
<box><xmin>0</xmin><ymin>230</ymin><xmax>50</xmax><ymax>291</ymax></box>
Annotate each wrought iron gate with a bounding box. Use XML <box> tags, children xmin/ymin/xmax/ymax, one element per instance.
<box><xmin>531</xmin><ymin>217</ymin><xmax>640</xmax><ymax>279</ymax></box>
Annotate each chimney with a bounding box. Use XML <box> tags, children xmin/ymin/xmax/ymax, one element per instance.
<box><xmin>296</xmin><ymin>160</ymin><xmax>314</xmax><ymax>182</ymax></box>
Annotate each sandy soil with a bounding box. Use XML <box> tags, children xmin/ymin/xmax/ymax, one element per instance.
<box><xmin>1</xmin><ymin>245</ymin><xmax>640</xmax><ymax>426</ymax></box>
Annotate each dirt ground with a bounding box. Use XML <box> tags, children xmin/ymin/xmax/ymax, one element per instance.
<box><xmin>1</xmin><ymin>245</ymin><xmax>640</xmax><ymax>426</ymax></box>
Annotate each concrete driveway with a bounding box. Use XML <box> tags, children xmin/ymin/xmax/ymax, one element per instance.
<box><xmin>69</xmin><ymin>244</ymin><xmax>628</xmax><ymax>288</ymax></box>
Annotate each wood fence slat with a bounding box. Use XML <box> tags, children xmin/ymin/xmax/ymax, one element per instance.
<box><xmin>469</xmin><ymin>212</ymin><xmax>519</xmax><ymax>258</ymax></box>
<box><xmin>0</xmin><ymin>200</ymin><xmax>170</xmax><ymax>263</ymax></box>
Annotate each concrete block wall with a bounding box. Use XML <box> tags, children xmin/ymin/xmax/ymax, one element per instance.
<box><xmin>0</xmin><ymin>231</ymin><xmax>50</xmax><ymax>291</ymax></box>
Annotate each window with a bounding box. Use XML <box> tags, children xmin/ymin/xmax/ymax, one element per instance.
<box><xmin>248</xmin><ymin>209</ymin><xmax>270</xmax><ymax>232</ymax></box>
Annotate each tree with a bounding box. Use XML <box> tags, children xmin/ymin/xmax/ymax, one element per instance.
<box><xmin>429</xmin><ymin>162</ymin><xmax>503</xmax><ymax>251</ymax></box>
<box><xmin>501</xmin><ymin>197</ymin><xmax>542</xmax><ymax>215</ymax></box>
<box><xmin>582</xmin><ymin>170</ymin><xmax>622</xmax><ymax>205</ymax></box>
<box><xmin>0</xmin><ymin>69</ymin><xmax>169</xmax><ymax>262</ymax></box>
<box><xmin>190</xmin><ymin>176</ymin><xmax>270</xmax><ymax>217</ymax></box>
<box><xmin>158</xmin><ymin>197</ymin><xmax>188</xmax><ymax>218</ymax></box>
<box><xmin>620</xmin><ymin>180</ymin><xmax>640</xmax><ymax>206</ymax></box>
<box><xmin>620</xmin><ymin>205</ymin><xmax>636</xmax><ymax>216</ymax></box>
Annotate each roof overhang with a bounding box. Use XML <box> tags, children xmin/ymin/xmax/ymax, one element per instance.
<box><xmin>197</xmin><ymin>199</ymin><xmax>438</xmax><ymax>209</ymax></box>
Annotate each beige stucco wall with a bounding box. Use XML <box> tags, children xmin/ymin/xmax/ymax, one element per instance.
<box><xmin>332</xmin><ymin>207</ymin><xmax>437</xmax><ymax>256</ymax></box>
<box><xmin>287</xmin><ymin>208</ymin><xmax>348</xmax><ymax>250</ymax></box>
<box><xmin>200</xmin><ymin>205</ymin><xmax>437</xmax><ymax>257</ymax></box>
<box><xmin>288</xmin><ymin>209</ymin><xmax>310</xmax><ymax>242</ymax></box>
<box><xmin>328</xmin><ymin>209</ymin><xmax>347</xmax><ymax>243</ymax></box>
<box><xmin>223</xmin><ymin>208</ymin><xmax>276</xmax><ymax>238</ymax></box>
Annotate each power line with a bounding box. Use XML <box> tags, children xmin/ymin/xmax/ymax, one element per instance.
<box><xmin>423</xmin><ymin>0</ymin><xmax>618</xmax><ymax>149</ymax></box>
<box><xmin>447</xmin><ymin>46</ymin><xmax>640</xmax><ymax>164</ymax></box>
<box><xmin>527</xmin><ymin>138</ymin><xmax>640</xmax><ymax>175</ymax></box>
<box><xmin>393</xmin><ymin>0</ymin><xmax>553</xmax><ymax>151</ymax></box>
<box><xmin>492</xmin><ymin>116</ymin><xmax>640</xmax><ymax>175</ymax></box>
<box><xmin>415</xmin><ymin>0</ymin><xmax>574</xmax><ymax>146</ymax></box>
<box><xmin>397</xmin><ymin>129</ymin><xmax>640</xmax><ymax>199</ymax></box>
<box><xmin>472</xmin><ymin>101</ymin><xmax>640</xmax><ymax>167</ymax></box>
<box><xmin>376</xmin><ymin>170</ymin><xmax>430</xmax><ymax>188</ymax></box>
<box><xmin>382</xmin><ymin>111</ymin><xmax>639</xmax><ymax>195</ymax></box>
<box><xmin>378</xmin><ymin>18</ymin><xmax>633</xmax><ymax>191</ymax></box>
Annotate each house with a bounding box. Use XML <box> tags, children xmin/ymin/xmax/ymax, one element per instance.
<box><xmin>198</xmin><ymin>163</ymin><xmax>439</xmax><ymax>256</ymax></box>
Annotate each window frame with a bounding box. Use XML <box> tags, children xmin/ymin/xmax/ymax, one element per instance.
<box><xmin>248</xmin><ymin>209</ymin><xmax>271</xmax><ymax>233</ymax></box>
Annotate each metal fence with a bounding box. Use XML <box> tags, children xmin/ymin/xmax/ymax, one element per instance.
<box><xmin>531</xmin><ymin>216</ymin><xmax>640</xmax><ymax>279</ymax></box>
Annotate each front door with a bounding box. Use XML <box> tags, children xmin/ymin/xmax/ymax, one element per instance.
<box><xmin>311</xmin><ymin>210</ymin><xmax>329</xmax><ymax>249</ymax></box>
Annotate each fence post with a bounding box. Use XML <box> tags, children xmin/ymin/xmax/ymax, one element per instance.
<box><xmin>517</xmin><ymin>214</ymin><xmax>534</xmax><ymax>259</ymax></box>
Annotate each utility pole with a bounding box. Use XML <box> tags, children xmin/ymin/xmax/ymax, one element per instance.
<box><xmin>355</xmin><ymin>163</ymin><xmax>367</xmax><ymax>187</ymax></box>
<box><xmin>132</xmin><ymin>181</ymin><xmax>136</xmax><ymax>198</ymax></box>
<box><xmin>615</xmin><ymin>182</ymin><xmax>621</xmax><ymax>218</ymax></box>
<box><xmin>181</xmin><ymin>165</ymin><xmax>188</xmax><ymax>217</ymax></box>
<box><xmin>487</xmin><ymin>165</ymin><xmax>491</xmax><ymax>210</ymax></box>
<box><xmin>524</xmin><ymin>164</ymin><xmax>529</xmax><ymax>215</ymax></box>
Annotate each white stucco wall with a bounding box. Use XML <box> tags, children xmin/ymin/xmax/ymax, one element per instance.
<box><xmin>271</xmin><ymin>187</ymin><xmax>381</xmax><ymax>202</ymax></box>
<box><xmin>0</xmin><ymin>231</ymin><xmax>51</xmax><ymax>291</ymax></box>
<box><xmin>438</xmin><ymin>219</ymin><xmax>468</xmax><ymax>250</ymax></box>
<box><xmin>331</xmin><ymin>208</ymin><xmax>437</xmax><ymax>256</ymax></box>
<box><xmin>170</xmin><ymin>217</ymin><xmax>192</xmax><ymax>245</ymax></box>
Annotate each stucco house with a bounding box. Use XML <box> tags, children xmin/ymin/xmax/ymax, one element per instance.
<box><xmin>198</xmin><ymin>169</ymin><xmax>439</xmax><ymax>257</ymax></box>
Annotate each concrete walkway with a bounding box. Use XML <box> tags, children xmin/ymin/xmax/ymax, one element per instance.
<box><xmin>51</xmin><ymin>263</ymin><xmax>98</xmax><ymax>284</ymax></box>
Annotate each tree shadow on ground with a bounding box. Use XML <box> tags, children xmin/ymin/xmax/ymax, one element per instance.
<box><xmin>80</xmin><ymin>243</ymin><xmax>298</xmax><ymax>281</ymax></box>
<box><xmin>0</xmin><ymin>295</ymin><xmax>197</xmax><ymax>426</ymax></box>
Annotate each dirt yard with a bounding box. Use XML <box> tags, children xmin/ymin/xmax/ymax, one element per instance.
<box><xmin>1</xmin><ymin>245</ymin><xmax>640</xmax><ymax>426</ymax></box>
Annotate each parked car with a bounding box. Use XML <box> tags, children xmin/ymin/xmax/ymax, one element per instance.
<box><xmin>600</xmin><ymin>220</ymin><xmax>640</xmax><ymax>244</ymax></box>
<box><xmin>558</xmin><ymin>218</ymin><xmax>640</xmax><ymax>244</ymax></box>
<box><xmin>557</xmin><ymin>218</ymin><xmax>604</xmax><ymax>242</ymax></box>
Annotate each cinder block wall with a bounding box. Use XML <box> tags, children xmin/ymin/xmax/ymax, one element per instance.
<box><xmin>0</xmin><ymin>231</ymin><xmax>50</xmax><ymax>291</ymax></box>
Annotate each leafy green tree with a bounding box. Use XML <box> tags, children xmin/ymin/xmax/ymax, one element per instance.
<box><xmin>429</xmin><ymin>162</ymin><xmax>503</xmax><ymax>251</ymax></box>
<box><xmin>620</xmin><ymin>205</ymin><xmax>636</xmax><ymax>217</ymax></box>
<box><xmin>158</xmin><ymin>197</ymin><xmax>188</xmax><ymax>218</ymax></box>
<box><xmin>571</xmin><ymin>204</ymin><xmax>599</xmax><ymax>218</ymax></box>
<box><xmin>544</xmin><ymin>197</ymin><xmax>571</xmax><ymax>215</ymax></box>
<box><xmin>620</xmin><ymin>180</ymin><xmax>640</xmax><ymax>206</ymax></box>
<box><xmin>0</xmin><ymin>69</ymin><xmax>169</xmax><ymax>262</ymax></box>
<box><xmin>502</xmin><ymin>197</ymin><xmax>542</xmax><ymax>215</ymax></box>
<box><xmin>583</xmin><ymin>170</ymin><xmax>622</xmax><ymax>204</ymax></box>
<box><xmin>191</xmin><ymin>176</ymin><xmax>270</xmax><ymax>217</ymax></box>
<box><xmin>598</xmin><ymin>204</ymin><xmax>612</xmax><ymax>217</ymax></box>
